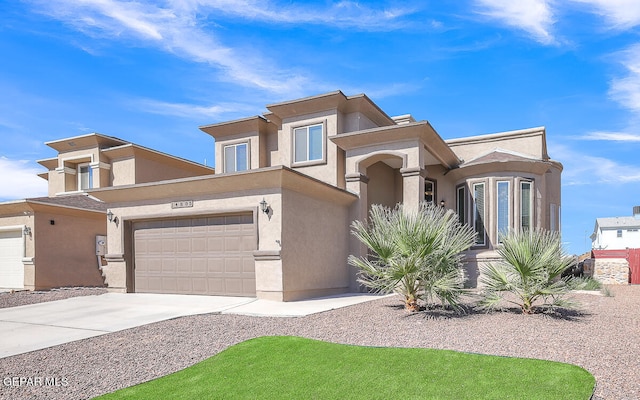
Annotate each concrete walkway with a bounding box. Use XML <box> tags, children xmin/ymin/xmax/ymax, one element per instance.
<box><xmin>0</xmin><ymin>292</ymin><xmax>387</xmax><ymax>358</ymax></box>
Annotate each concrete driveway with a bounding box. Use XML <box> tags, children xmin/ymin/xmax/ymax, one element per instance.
<box><xmin>0</xmin><ymin>292</ymin><xmax>387</xmax><ymax>358</ymax></box>
<box><xmin>0</xmin><ymin>293</ymin><xmax>256</xmax><ymax>358</ymax></box>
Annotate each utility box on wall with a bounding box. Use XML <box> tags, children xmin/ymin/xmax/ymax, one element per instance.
<box><xmin>96</xmin><ymin>235</ymin><xmax>107</xmax><ymax>256</ymax></box>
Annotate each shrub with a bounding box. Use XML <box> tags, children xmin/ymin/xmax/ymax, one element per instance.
<box><xmin>348</xmin><ymin>203</ymin><xmax>476</xmax><ymax>312</ymax></box>
<box><xmin>478</xmin><ymin>229</ymin><xmax>578</xmax><ymax>314</ymax></box>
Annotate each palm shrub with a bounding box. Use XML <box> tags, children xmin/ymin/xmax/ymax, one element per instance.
<box><xmin>478</xmin><ymin>229</ymin><xmax>577</xmax><ymax>314</ymax></box>
<box><xmin>348</xmin><ymin>202</ymin><xmax>476</xmax><ymax>312</ymax></box>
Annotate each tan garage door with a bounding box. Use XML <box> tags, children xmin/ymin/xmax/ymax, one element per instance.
<box><xmin>133</xmin><ymin>214</ymin><xmax>256</xmax><ymax>296</ymax></box>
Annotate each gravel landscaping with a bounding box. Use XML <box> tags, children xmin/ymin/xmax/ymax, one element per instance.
<box><xmin>1</xmin><ymin>286</ymin><xmax>639</xmax><ymax>400</ymax></box>
<box><xmin>0</xmin><ymin>287</ymin><xmax>107</xmax><ymax>309</ymax></box>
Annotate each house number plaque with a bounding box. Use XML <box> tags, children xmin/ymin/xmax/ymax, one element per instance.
<box><xmin>171</xmin><ymin>200</ymin><xmax>193</xmax><ymax>209</ymax></box>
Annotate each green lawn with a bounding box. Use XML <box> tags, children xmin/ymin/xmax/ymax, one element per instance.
<box><xmin>96</xmin><ymin>336</ymin><xmax>595</xmax><ymax>400</ymax></box>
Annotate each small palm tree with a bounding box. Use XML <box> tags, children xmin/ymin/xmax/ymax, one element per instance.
<box><xmin>348</xmin><ymin>203</ymin><xmax>476</xmax><ymax>312</ymax></box>
<box><xmin>478</xmin><ymin>229</ymin><xmax>577</xmax><ymax>314</ymax></box>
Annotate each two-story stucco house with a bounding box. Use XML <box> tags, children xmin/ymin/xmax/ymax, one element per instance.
<box><xmin>0</xmin><ymin>133</ymin><xmax>214</xmax><ymax>290</ymax></box>
<box><xmin>88</xmin><ymin>91</ymin><xmax>562</xmax><ymax>301</ymax></box>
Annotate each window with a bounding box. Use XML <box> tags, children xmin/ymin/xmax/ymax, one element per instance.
<box><xmin>224</xmin><ymin>143</ymin><xmax>248</xmax><ymax>173</ymax></box>
<box><xmin>617</xmin><ymin>229</ymin><xmax>623</xmax><ymax>238</ymax></box>
<box><xmin>294</xmin><ymin>123</ymin><xmax>323</xmax><ymax>163</ymax></box>
<box><xmin>496</xmin><ymin>181</ymin><xmax>510</xmax><ymax>242</ymax></box>
<box><xmin>456</xmin><ymin>185</ymin><xmax>466</xmax><ymax>225</ymax></box>
<box><xmin>520</xmin><ymin>181</ymin><xmax>533</xmax><ymax>231</ymax></box>
<box><xmin>78</xmin><ymin>164</ymin><xmax>92</xmax><ymax>190</ymax></box>
<box><xmin>424</xmin><ymin>180</ymin><xmax>436</xmax><ymax>204</ymax></box>
<box><xmin>472</xmin><ymin>182</ymin><xmax>486</xmax><ymax>246</ymax></box>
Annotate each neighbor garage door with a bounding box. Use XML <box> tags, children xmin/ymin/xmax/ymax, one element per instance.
<box><xmin>133</xmin><ymin>214</ymin><xmax>256</xmax><ymax>296</ymax></box>
<box><xmin>0</xmin><ymin>229</ymin><xmax>24</xmax><ymax>289</ymax></box>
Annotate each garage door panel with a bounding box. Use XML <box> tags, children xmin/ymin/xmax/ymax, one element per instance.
<box><xmin>192</xmin><ymin>259</ymin><xmax>206</xmax><ymax>273</ymax></box>
<box><xmin>207</xmin><ymin>258</ymin><xmax>224</xmax><ymax>273</ymax></box>
<box><xmin>134</xmin><ymin>214</ymin><xmax>256</xmax><ymax>296</ymax></box>
<box><xmin>192</xmin><ymin>237</ymin><xmax>207</xmax><ymax>253</ymax></box>
<box><xmin>224</xmin><ymin>257</ymin><xmax>242</xmax><ymax>273</ymax></box>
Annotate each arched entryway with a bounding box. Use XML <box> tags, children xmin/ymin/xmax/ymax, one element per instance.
<box><xmin>356</xmin><ymin>152</ymin><xmax>406</xmax><ymax>212</ymax></box>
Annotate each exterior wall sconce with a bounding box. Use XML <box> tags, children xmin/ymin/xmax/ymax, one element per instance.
<box><xmin>259</xmin><ymin>198</ymin><xmax>269</xmax><ymax>214</ymax></box>
<box><xmin>440</xmin><ymin>200</ymin><xmax>446</xmax><ymax>208</ymax></box>
<box><xmin>23</xmin><ymin>226</ymin><xmax>32</xmax><ymax>236</ymax></box>
<box><xmin>107</xmin><ymin>210</ymin><xmax>115</xmax><ymax>223</ymax></box>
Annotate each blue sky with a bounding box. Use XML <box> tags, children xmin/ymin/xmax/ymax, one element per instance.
<box><xmin>2</xmin><ymin>0</ymin><xmax>640</xmax><ymax>255</ymax></box>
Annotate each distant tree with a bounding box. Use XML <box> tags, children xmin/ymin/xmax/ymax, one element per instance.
<box><xmin>349</xmin><ymin>203</ymin><xmax>476</xmax><ymax>312</ymax></box>
<box><xmin>478</xmin><ymin>229</ymin><xmax>578</xmax><ymax>314</ymax></box>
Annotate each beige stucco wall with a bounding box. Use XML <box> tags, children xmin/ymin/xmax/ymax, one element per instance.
<box><xmin>110</xmin><ymin>157</ymin><xmax>136</xmax><ymax>187</ymax></box>
<box><xmin>135</xmin><ymin>155</ymin><xmax>213</xmax><ymax>184</ymax></box>
<box><xmin>32</xmin><ymin>211</ymin><xmax>105</xmax><ymax>290</ymax></box>
<box><xmin>340</xmin><ymin>111</ymin><xmax>379</xmax><ymax>133</ymax></box>
<box><xmin>448</xmin><ymin>130</ymin><xmax>545</xmax><ymax>161</ymax></box>
<box><xmin>279</xmin><ymin>189</ymin><xmax>351</xmax><ymax>301</ymax></box>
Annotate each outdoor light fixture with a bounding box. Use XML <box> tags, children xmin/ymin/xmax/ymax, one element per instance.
<box><xmin>107</xmin><ymin>210</ymin><xmax>114</xmax><ymax>223</ymax></box>
<box><xmin>23</xmin><ymin>226</ymin><xmax>31</xmax><ymax>236</ymax></box>
<box><xmin>440</xmin><ymin>200</ymin><xmax>446</xmax><ymax>208</ymax></box>
<box><xmin>259</xmin><ymin>198</ymin><xmax>269</xmax><ymax>214</ymax></box>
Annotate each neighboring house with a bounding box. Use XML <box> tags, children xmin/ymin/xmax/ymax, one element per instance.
<box><xmin>89</xmin><ymin>91</ymin><xmax>562</xmax><ymax>301</ymax></box>
<box><xmin>0</xmin><ymin>133</ymin><xmax>214</xmax><ymax>290</ymax></box>
<box><xmin>589</xmin><ymin>206</ymin><xmax>640</xmax><ymax>284</ymax></box>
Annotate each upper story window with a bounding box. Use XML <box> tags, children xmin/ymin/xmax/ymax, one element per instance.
<box><xmin>78</xmin><ymin>164</ymin><xmax>93</xmax><ymax>190</ymax></box>
<box><xmin>617</xmin><ymin>229</ymin><xmax>623</xmax><ymax>238</ymax></box>
<box><xmin>224</xmin><ymin>143</ymin><xmax>248</xmax><ymax>173</ymax></box>
<box><xmin>293</xmin><ymin>123</ymin><xmax>324</xmax><ymax>164</ymax></box>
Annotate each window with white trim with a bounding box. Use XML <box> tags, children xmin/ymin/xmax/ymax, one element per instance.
<box><xmin>293</xmin><ymin>123</ymin><xmax>323</xmax><ymax>164</ymax></box>
<box><xmin>496</xmin><ymin>181</ymin><xmax>510</xmax><ymax>243</ymax></box>
<box><xmin>78</xmin><ymin>164</ymin><xmax>93</xmax><ymax>190</ymax></box>
<box><xmin>520</xmin><ymin>181</ymin><xmax>533</xmax><ymax>231</ymax></box>
<box><xmin>224</xmin><ymin>143</ymin><xmax>248</xmax><ymax>173</ymax></box>
<box><xmin>473</xmin><ymin>182</ymin><xmax>486</xmax><ymax>246</ymax></box>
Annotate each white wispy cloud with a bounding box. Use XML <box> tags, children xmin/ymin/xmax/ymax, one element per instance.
<box><xmin>551</xmin><ymin>142</ymin><xmax>640</xmax><ymax>185</ymax></box>
<box><xmin>182</xmin><ymin>0</ymin><xmax>416</xmax><ymax>30</ymax></box>
<box><xmin>27</xmin><ymin>0</ymin><xmax>414</xmax><ymax>96</ymax></box>
<box><xmin>133</xmin><ymin>98</ymin><xmax>251</xmax><ymax>119</ymax></box>
<box><xmin>473</xmin><ymin>0</ymin><xmax>556</xmax><ymax>45</ymax></box>
<box><xmin>580</xmin><ymin>131</ymin><xmax>640</xmax><ymax>142</ymax></box>
<box><xmin>608</xmin><ymin>43</ymin><xmax>640</xmax><ymax>115</ymax></box>
<box><xmin>0</xmin><ymin>158</ymin><xmax>48</xmax><ymax>201</ymax></box>
<box><xmin>569</xmin><ymin>0</ymin><xmax>640</xmax><ymax>29</ymax></box>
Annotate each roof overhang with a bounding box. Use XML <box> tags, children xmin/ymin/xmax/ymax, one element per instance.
<box><xmin>199</xmin><ymin>115</ymin><xmax>273</xmax><ymax>139</ymax></box>
<box><xmin>330</xmin><ymin>121</ymin><xmax>461</xmax><ymax>169</ymax></box>
<box><xmin>45</xmin><ymin>133</ymin><xmax>128</xmax><ymax>153</ymax></box>
<box><xmin>0</xmin><ymin>199</ymin><xmax>104</xmax><ymax>218</ymax></box>
<box><xmin>88</xmin><ymin>166</ymin><xmax>358</xmax><ymax>206</ymax></box>
<box><xmin>265</xmin><ymin>91</ymin><xmax>395</xmax><ymax>127</ymax></box>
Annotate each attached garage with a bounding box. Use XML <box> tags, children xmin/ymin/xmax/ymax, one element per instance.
<box><xmin>133</xmin><ymin>213</ymin><xmax>256</xmax><ymax>296</ymax></box>
<box><xmin>0</xmin><ymin>228</ymin><xmax>25</xmax><ymax>290</ymax></box>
